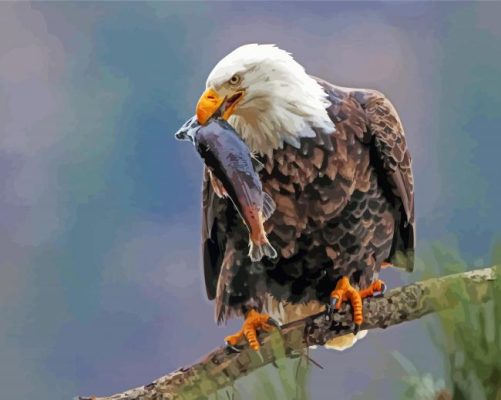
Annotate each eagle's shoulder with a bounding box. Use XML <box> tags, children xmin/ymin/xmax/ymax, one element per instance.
<box><xmin>314</xmin><ymin>78</ymin><xmax>413</xmax><ymax>205</ymax></box>
<box><xmin>259</xmin><ymin>82</ymin><xmax>373</xmax><ymax>258</ymax></box>
<box><xmin>312</xmin><ymin>77</ymin><xmax>372</xmax><ymax>142</ymax></box>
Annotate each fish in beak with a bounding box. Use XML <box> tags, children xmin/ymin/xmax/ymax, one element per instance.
<box><xmin>174</xmin><ymin>115</ymin><xmax>199</xmax><ymax>142</ymax></box>
<box><xmin>174</xmin><ymin>115</ymin><xmax>277</xmax><ymax>262</ymax></box>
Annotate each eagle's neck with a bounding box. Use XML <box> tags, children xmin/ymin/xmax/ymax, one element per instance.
<box><xmin>227</xmin><ymin>78</ymin><xmax>335</xmax><ymax>157</ymax></box>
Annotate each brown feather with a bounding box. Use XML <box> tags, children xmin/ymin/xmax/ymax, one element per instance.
<box><xmin>201</xmin><ymin>78</ymin><xmax>416</xmax><ymax>322</ymax></box>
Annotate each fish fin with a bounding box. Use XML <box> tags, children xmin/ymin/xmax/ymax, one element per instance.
<box><xmin>262</xmin><ymin>192</ymin><xmax>276</xmax><ymax>221</ymax></box>
<box><xmin>251</xmin><ymin>155</ymin><xmax>264</xmax><ymax>172</ymax></box>
<box><xmin>249</xmin><ymin>239</ymin><xmax>278</xmax><ymax>262</ymax></box>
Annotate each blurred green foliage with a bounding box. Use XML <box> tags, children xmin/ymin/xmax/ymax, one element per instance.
<box><xmin>426</xmin><ymin>242</ymin><xmax>501</xmax><ymax>400</ymax></box>
<box><xmin>393</xmin><ymin>241</ymin><xmax>501</xmax><ymax>400</ymax></box>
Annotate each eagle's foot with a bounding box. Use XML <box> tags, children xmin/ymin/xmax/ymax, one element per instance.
<box><xmin>329</xmin><ymin>277</ymin><xmax>386</xmax><ymax>333</ymax></box>
<box><xmin>224</xmin><ymin>309</ymin><xmax>278</xmax><ymax>351</ymax></box>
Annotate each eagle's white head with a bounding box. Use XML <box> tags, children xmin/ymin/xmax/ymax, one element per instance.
<box><xmin>196</xmin><ymin>44</ymin><xmax>335</xmax><ymax>156</ymax></box>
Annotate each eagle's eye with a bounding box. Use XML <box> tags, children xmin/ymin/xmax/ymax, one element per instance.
<box><xmin>228</xmin><ymin>74</ymin><xmax>241</xmax><ymax>86</ymax></box>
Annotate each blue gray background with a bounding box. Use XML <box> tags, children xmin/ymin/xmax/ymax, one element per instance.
<box><xmin>1</xmin><ymin>2</ymin><xmax>500</xmax><ymax>399</ymax></box>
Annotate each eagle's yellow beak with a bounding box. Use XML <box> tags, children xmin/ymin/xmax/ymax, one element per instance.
<box><xmin>196</xmin><ymin>88</ymin><xmax>244</xmax><ymax>125</ymax></box>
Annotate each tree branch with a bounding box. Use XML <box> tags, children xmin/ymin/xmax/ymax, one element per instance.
<box><xmin>78</xmin><ymin>266</ymin><xmax>498</xmax><ymax>400</ymax></box>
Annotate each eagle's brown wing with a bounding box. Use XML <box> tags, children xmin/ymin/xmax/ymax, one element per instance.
<box><xmin>201</xmin><ymin>167</ymin><xmax>226</xmax><ymax>299</ymax></box>
<box><xmin>364</xmin><ymin>91</ymin><xmax>415</xmax><ymax>270</ymax></box>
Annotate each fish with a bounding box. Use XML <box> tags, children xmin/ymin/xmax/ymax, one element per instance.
<box><xmin>175</xmin><ymin>115</ymin><xmax>277</xmax><ymax>262</ymax></box>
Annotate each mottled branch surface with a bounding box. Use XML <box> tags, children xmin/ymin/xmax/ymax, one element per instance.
<box><xmin>79</xmin><ymin>266</ymin><xmax>498</xmax><ymax>400</ymax></box>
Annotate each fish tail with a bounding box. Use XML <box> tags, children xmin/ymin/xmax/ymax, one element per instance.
<box><xmin>249</xmin><ymin>238</ymin><xmax>278</xmax><ymax>262</ymax></box>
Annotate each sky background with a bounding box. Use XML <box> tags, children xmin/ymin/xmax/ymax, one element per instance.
<box><xmin>1</xmin><ymin>2</ymin><xmax>500</xmax><ymax>399</ymax></box>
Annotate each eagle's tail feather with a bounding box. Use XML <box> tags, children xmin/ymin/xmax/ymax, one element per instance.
<box><xmin>324</xmin><ymin>330</ymin><xmax>368</xmax><ymax>351</ymax></box>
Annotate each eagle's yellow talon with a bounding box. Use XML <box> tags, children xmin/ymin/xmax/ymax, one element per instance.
<box><xmin>330</xmin><ymin>277</ymin><xmax>387</xmax><ymax>328</ymax></box>
<box><xmin>224</xmin><ymin>332</ymin><xmax>243</xmax><ymax>346</ymax></box>
<box><xmin>224</xmin><ymin>309</ymin><xmax>274</xmax><ymax>351</ymax></box>
<box><xmin>359</xmin><ymin>279</ymin><xmax>386</xmax><ymax>298</ymax></box>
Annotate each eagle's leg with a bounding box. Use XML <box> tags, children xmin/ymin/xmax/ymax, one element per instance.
<box><xmin>330</xmin><ymin>276</ymin><xmax>386</xmax><ymax>333</ymax></box>
<box><xmin>224</xmin><ymin>309</ymin><xmax>278</xmax><ymax>351</ymax></box>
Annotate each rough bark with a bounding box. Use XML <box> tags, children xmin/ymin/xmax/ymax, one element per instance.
<box><xmin>79</xmin><ymin>266</ymin><xmax>498</xmax><ymax>400</ymax></box>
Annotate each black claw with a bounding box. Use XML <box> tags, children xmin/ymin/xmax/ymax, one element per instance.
<box><xmin>325</xmin><ymin>297</ymin><xmax>339</xmax><ymax>320</ymax></box>
<box><xmin>330</xmin><ymin>297</ymin><xmax>338</xmax><ymax>309</ymax></box>
<box><xmin>225</xmin><ymin>341</ymin><xmax>242</xmax><ymax>353</ymax></box>
<box><xmin>353</xmin><ymin>323</ymin><xmax>361</xmax><ymax>335</ymax></box>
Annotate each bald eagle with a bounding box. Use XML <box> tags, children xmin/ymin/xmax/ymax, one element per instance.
<box><xmin>194</xmin><ymin>44</ymin><xmax>414</xmax><ymax>351</ymax></box>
